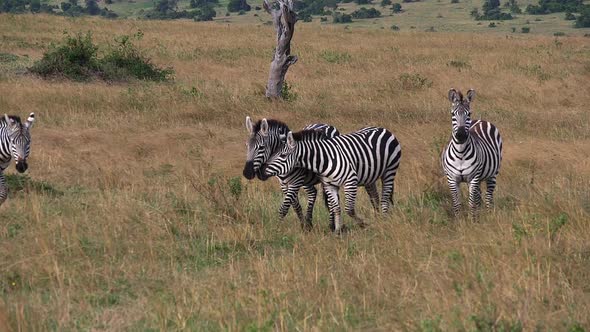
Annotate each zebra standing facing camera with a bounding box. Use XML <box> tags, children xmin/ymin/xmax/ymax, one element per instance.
<box><xmin>441</xmin><ymin>89</ymin><xmax>502</xmax><ymax>219</ymax></box>
<box><xmin>0</xmin><ymin>113</ymin><xmax>35</xmax><ymax>207</ymax></box>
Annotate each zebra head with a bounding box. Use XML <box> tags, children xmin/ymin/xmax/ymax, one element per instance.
<box><xmin>261</xmin><ymin>131</ymin><xmax>299</xmax><ymax>178</ymax></box>
<box><xmin>243</xmin><ymin>116</ymin><xmax>289</xmax><ymax>181</ymax></box>
<box><xmin>448</xmin><ymin>88</ymin><xmax>475</xmax><ymax>144</ymax></box>
<box><xmin>4</xmin><ymin>113</ymin><xmax>35</xmax><ymax>173</ymax></box>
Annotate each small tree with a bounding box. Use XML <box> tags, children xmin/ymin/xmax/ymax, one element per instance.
<box><xmin>85</xmin><ymin>0</ymin><xmax>100</xmax><ymax>15</ymax></box>
<box><xmin>227</xmin><ymin>0</ymin><xmax>250</xmax><ymax>12</ymax></box>
<box><xmin>392</xmin><ymin>3</ymin><xmax>401</xmax><ymax>12</ymax></box>
<box><xmin>575</xmin><ymin>6</ymin><xmax>590</xmax><ymax>27</ymax></box>
<box><xmin>381</xmin><ymin>0</ymin><xmax>391</xmax><ymax>6</ymax></box>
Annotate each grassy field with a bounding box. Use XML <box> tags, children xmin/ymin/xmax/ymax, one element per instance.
<box><xmin>1</xmin><ymin>13</ymin><xmax>590</xmax><ymax>331</ymax></box>
<box><xmin>84</xmin><ymin>0</ymin><xmax>590</xmax><ymax>36</ymax></box>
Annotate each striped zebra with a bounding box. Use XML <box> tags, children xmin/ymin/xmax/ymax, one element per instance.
<box><xmin>0</xmin><ymin>113</ymin><xmax>35</xmax><ymax>207</ymax></box>
<box><xmin>441</xmin><ymin>89</ymin><xmax>502</xmax><ymax>218</ymax></box>
<box><xmin>261</xmin><ymin>126</ymin><xmax>402</xmax><ymax>233</ymax></box>
<box><xmin>243</xmin><ymin>117</ymin><xmax>339</xmax><ymax>230</ymax></box>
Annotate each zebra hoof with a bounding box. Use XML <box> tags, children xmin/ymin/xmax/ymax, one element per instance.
<box><xmin>333</xmin><ymin>225</ymin><xmax>348</xmax><ymax>235</ymax></box>
<box><xmin>301</xmin><ymin>222</ymin><xmax>313</xmax><ymax>232</ymax></box>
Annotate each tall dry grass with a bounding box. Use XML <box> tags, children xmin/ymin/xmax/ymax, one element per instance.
<box><xmin>0</xmin><ymin>14</ymin><xmax>589</xmax><ymax>331</ymax></box>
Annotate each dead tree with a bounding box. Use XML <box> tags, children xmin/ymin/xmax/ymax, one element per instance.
<box><xmin>263</xmin><ymin>0</ymin><xmax>298</xmax><ymax>99</ymax></box>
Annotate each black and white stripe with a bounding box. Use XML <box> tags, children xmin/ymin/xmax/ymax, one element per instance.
<box><xmin>243</xmin><ymin>117</ymin><xmax>339</xmax><ymax>230</ymax></box>
<box><xmin>0</xmin><ymin>113</ymin><xmax>35</xmax><ymax>206</ymax></box>
<box><xmin>442</xmin><ymin>89</ymin><xmax>502</xmax><ymax>218</ymax></box>
<box><xmin>262</xmin><ymin>126</ymin><xmax>402</xmax><ymax>233</ymax></box>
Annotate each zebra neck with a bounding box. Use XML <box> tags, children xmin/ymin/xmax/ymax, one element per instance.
<box><xmin>449</xmin><ymin>136</ymin><xmax>475</xmax><ymax>158</ymax></box>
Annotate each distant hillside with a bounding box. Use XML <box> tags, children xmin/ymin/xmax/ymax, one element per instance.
<box><xmin>2</xmin><ymin>0</ymin><xmax>590</xmax><ymax>34</ymax></box>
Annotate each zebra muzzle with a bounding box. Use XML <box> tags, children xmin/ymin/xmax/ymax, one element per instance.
<box><xmin>243</xmin><ymin>161</ymin><xmax>256</xmax><ymax>180</ymax></box>
<box><xmin>16</xmin><ymin>161</ymin><xmax>28</xmax><ymax>173</ymax></box>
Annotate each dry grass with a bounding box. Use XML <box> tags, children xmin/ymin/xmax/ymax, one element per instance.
<box><xmin>0</xmin><ymin>13</ymin><xmax>589</xmax><ymax>331</ymax></box>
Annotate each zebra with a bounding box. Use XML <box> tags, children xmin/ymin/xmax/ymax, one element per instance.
<box><xmin>441</xmin><ymin>89</ymin><xmax>502</xmax><ymax>219</ymax></box>
<box><xmin>261</xmin><ymin>126</ymin><xmax>402</xmax><ymax>233</ymax></box>
<box><xmin>0</xmin><ymin>113</ymin><xmax>35</xmax><ymax>207</ymax></box>
<box><xmin>243</xmin><ymin>117</ymin><xmax>340</xmax><ymax>230</ymax></box>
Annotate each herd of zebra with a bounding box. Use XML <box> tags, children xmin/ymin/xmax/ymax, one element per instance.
<box><xmin>0</xmin><ymin>89</ymin><xmax>501</xmax><ymax>232</ymax></box>
<box><xmin>243</xmin><ymin>89</ymin><xmax>503</xmax><ymax>233</ymax></box>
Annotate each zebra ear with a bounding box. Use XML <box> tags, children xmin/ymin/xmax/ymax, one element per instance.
<box><xmin>466</xmin><ymin>89</ymin><xmax>475</xmax><ymax>103</ymax></box>
<box><xmin>260</xmin><ymin>118</ymin><xmax>269</xmax><ymax>136</ymax></box>
<box><xmin>246</xmin><ymin>116</ymin><xmax>254</xmax><ymax>134</ymax></box>
<box><xmin>286</xmin><ymin>131</ymin><xmax>295</xmax><ymax>149</ymax></box>
<box><xmin>25</xmin><ymin>113</ymin><xmax>35</xmax><ymax>129</ymax></box>
<box><xmin>448</xmin><ymin>89</ymin><xmax>460</xmax><ymax>103</ymax></box>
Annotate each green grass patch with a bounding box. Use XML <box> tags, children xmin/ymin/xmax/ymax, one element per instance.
<box><xmin>5</xmin><ymin>174</ymin><xmax>63</xmax><ymax>197</ymax></box>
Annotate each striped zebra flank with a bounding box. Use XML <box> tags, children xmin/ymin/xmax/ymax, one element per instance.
<box><xmin>243</xmin><ymin>116</ymin><xmax>340</xmax><ymax>230</ymax></box>
<box><xmin>262</xmin><ymin>126</ymin><xmax>402</xmax><ymax>233</ymax></box>
<box><xmin>0</xmin><ymin>113</ymin><xmax>35</xmax><ymax>207</ymax></box>
<box><xmin>442</xmin><ymin>89</ymin><xmax>503</xmax><ymax>219</ymax></box>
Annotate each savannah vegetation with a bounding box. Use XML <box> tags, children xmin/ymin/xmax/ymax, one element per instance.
<box><xmin>0</xmin><ymin>13</ymin><xmax>589</xmax><ymax>331</ymax></box>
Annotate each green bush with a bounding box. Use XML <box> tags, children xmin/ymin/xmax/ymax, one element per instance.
<box><xmin>29</xmin><ymin>31</ymin><xmax>173</xmax><ymax>82</ymax></box>
<box><xmin>521</xmin><ymin>26</ymin><xmax>530</xmax><ymax>33</ymax></box>
<box><xmin>351</xmin><ymin>7</ymin><xmax>381</xmax><ymax>18</ymax></box>
<box><xmin>575</xmin><ymin>6</ymin><xmax>590</xmax><ymax>27</ymax></box>
<box><xmin>100</xmin><ymin>32</ymin><xmax>173</xmax><ymax>81</ymax></box>
<box><xmin>332</xmin><ymin>12</ymin><xmax>353</xmax><ymax>23</ymax></box>
<box><xmin>29</xmin><ymin>32</ymin><xmax>100</xmax><ymax>81</ymax></box>
<box><xmin>392</xmin><ymin>3</ymin><xmax>402</xmax><ymax>12</ymax></box>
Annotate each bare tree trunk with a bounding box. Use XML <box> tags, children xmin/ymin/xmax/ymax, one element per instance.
<box><xmin>263</xmin><ymin>0</ymin><xmax>298</xmax><ymax>99</ymax></box>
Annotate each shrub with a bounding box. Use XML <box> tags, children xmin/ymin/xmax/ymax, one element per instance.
<box><xmin>390</xmin><ymin>24</ymin><xmax>400</xmax><ymax>30</ymax></box>
<box><xmin>100</xmin><ymin>32</ymin><xmax>173</xmax><ymax>81</ymax></box>
<box><xmin>332</xmin><ymin>12</ymin><xmax>353</xmax><ymax>23</ymax></box>
<box><xmin>227</xmin><ymin>0</ymin><xmax>250</xmax><ymax>12</ymax></box>
<box><xmin>488</xmin><ymin>22</ymin><xmax>497</xmax><ymax>27</ymax></box>
<box><xmin>392</xmin><ymin>3</ymin><xmax>402</xmax><ymax>12</ymax></box>
<box><xmin>553</xmin><ymin>31</ymin><xmax>566</xmax><ymax>36</ymax></box>
<box><xmin>381</xmin><ymin>0</ymin><xmax>392</xmax><ymax>6</ymax></box>
<box><xmin>29</xmin><ymin>32</ymin><xmax>100</xmax><ymax>81</ymax></box>
<box><xmin>451</xmin><ymin>0</ymin><xmax>459</xmax><ymax>3</ymax></box>
<box><xmin>399</xmin><ymin>73</ymin><xmax>432</xmax><ymax>90</ymax></box>
<box><xmin>281</xmin><ymin>81</ymin><xmax>297</xmax><ymax>101</ymax></box>
<box><xmin>190</xmin><ymin>0</ymin><xmax>218</xmax><ymax>8</ymax></box>
<box><xmin>575</xmin><ymin>6</ymin><xmax>590</xmax><ymax>27</ymax></box>
<box><xmin>351</xmin><ymin>7</ymin><xmax>381</xmax><ymax>18</ymax></box>
<box><xmin>30</xmin><ymin>31</ymin><xmax>173</xmax><ymax>82</ymax></box>
<box><xmin>565</xmin><ymin>11</ymin><xmax>575</xmax><ymax>19</ymax></box>
<box><xmin>521</xmin><ymin>26</ymin><xmax>530</xmax><ymax>33</ymax></box>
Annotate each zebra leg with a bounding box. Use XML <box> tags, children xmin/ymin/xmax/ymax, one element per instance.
<box><xmin>380</xmin><ymin>173</ymin><xmax>396</xmax><ymax>213</ymax></box>
<box><xmin>364</xmin><ymin>183</ymin><xmax>380</xmax><ymax>211</ymax></box>
<box><xmin>485</xmin><ymin>176</ymin><xmax>497</xmax><ymax>209</ymax></box>
<box><xmin>321</xmin><ymin>183</ymin><xmax>336</xmax><ymax>231</ymax></box>
<box><xmin>447</xmin><ymin>176</ymin><xmax>462</xmax><ymax>217</ymax></box>
<box><xmin>344</xmin><ymin>181</ymin><xmax>365</xmax><ymax>228</ymax></box>
<box><xmin>302</xmin><ymin>185</ymin><xmax>317</xmax><ymax>231</ymax></box>
<box><xmin>323</xmin><ymin>184</ymin><xmax>343</xmax><ymax>234</ymax></box>
<box><xmin>278</xmin><ymin>182</ymin><xmax>305</xmax><ymax>223</ymax></box>
<box><xmin>468</xmin><ymin>179</ymin><xmax>482</xmax><ymax>220</ymax></box>
<box><xmin>0</xmin><ymin>173</ymin><xmax>7</xmax><ymax>207</ymax></box>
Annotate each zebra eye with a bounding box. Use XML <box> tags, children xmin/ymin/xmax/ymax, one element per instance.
<box><xmin>279</xmin><ymin>153</ymin><xmax>287</xmax><ymax>158</ymax></box>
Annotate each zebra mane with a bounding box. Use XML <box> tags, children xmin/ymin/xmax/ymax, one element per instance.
<box><xmin>252</xmin><ymin>119</ymin><xmax>290</xmax><ymax>134</ymax></box>
<box><xmin>292</xmin><ymin>129</ymin><xmax>329</xmax><ymax>141</ymax></box>
<box><xmin>1</xmin><ymin>115</ymin><xmax>22</xmax><ymax>124</ymax></box>
<box><xmin>456</xmin><ymin>91</ymin><xmax>465</xmax><ymax>102</ymax></box>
